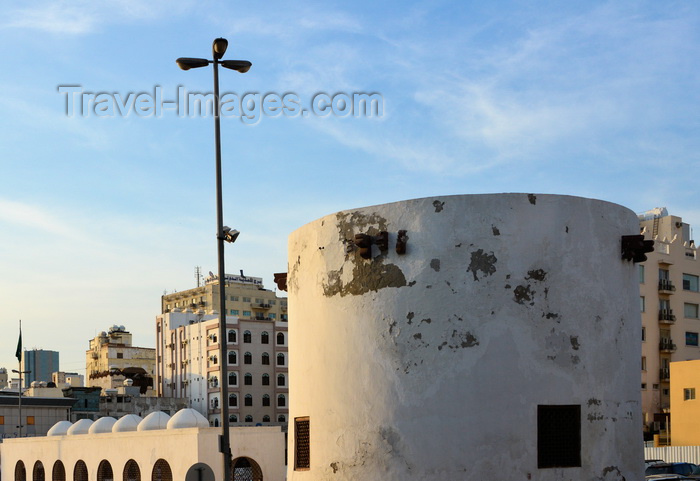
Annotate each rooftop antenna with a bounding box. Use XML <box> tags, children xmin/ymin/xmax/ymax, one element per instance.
<box><xmin>195</xmin><ymin>266</ymin><xmax>203</xmax><ymax>287</ymax></box>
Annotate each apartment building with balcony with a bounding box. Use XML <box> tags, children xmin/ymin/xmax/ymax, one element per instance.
<box><xmin>157</xmin><ymin>273</ymin><xmax>289</xmax><ymax>428</ymax></box>
<box><xmin>640</xmin><ymin>208</ymin><xmax>700</xmax><ymax>437</ymax></box>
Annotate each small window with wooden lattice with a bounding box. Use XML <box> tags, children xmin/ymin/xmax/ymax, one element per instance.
<box><xmin>537</xmin><ymin>405</ymin><xmax>581</xmax><ymax>469</ymax></box>
<box><xmin>295</xmin><ymin>417</ymin><xmax>310</xmax><ymax>471</ymax></box>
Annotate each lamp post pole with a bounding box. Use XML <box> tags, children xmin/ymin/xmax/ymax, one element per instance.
<box><xmin>212</xmin><ymin>41</ymin><xmax>233</xmax><ymax>481</ymax></box>
<box><xmin>177</xmin><ymin>38</ymin><xmax>251</xmax><ymax>481</ymax></box>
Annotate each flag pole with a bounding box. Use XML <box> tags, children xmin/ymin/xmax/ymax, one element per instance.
<box><xmin>16</xmin><ymin>320</ymin><xmax>22</xmax><ymax>437</ymax></box>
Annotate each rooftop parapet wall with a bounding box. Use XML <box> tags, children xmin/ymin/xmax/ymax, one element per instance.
<box><xmin>287</xmin><ymin>193</ymin><xmax>643</xmax><ymax>481</ymax></box>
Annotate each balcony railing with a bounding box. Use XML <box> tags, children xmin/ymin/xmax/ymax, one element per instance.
<box><xmin>659</xmin><ymin>368</ymin><xmax>670</xmax><ymax>381</ymax></box>
<box><xmin>658</xmin><ymin>280</ymin><xmax>676</xmax><ymax>293</ymax></box>
<box><xmin>658</xmin><ymin>310</ymin><xmax>676</xmax><ymax>323</ymax></box>
<box><xmin>659</xmin><ymin>340</ymin><xmax>677</xmax><ymax>353</ymax></box>
<box><xmin>253</xmin><ymin>303</ymin><xmax>272</xmax><ymax>309</ymax></box>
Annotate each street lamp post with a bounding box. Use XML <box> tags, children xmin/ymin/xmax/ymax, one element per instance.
<box><xmin>177</xmin><ymin>38</ymin><xmax>251</xmax><ymax>481</ymax></box>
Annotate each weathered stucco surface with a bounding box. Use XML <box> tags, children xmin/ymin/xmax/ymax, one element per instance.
<box><xmin>287</xmin><ymin>193</ymin><xmax>643</xmax><ymax>481</ymax></box>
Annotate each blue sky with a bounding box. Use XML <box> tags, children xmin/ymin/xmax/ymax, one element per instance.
<box><xmin>1</xmin><ymin>0</ymin><xmax>699</xmax><ymax>376</ymax></box>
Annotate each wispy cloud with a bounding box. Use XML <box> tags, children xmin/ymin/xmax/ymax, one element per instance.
<box><xmin>2</xmin><ymin>0</ymin><xmax>196</xmax><ymax>34</ymax></box>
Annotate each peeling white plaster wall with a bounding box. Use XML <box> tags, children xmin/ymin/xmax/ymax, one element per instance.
<box><xmin>287</xmin><ymin>193</ymin><xmax>643</xmax><ymax>481</ymax></box>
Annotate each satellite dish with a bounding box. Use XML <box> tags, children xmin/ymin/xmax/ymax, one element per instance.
<box><xmin>209</xmin><ymin>271</ymin><xmax>214</xmax><ymax>277</ymax></box>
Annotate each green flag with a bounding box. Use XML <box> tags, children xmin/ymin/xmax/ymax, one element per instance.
<box><xmin>15</xmin><ymin>322</ymin><xmax>21</xmax><ymax>362</ymax></box>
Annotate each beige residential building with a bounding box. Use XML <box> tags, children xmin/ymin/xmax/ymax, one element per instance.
<box><xmin>640</xmin><ymin>208</ymin><xmax>700</xmax><ymax>438</ymax></box>
<box><xmin>157</xmin><ymin>273</ymin><xmax>289</xmax><ymax>428</ymax></box>
<box><xmin>86</xmin><ymin>325</ymin><xmax>155</xmax><ymax>392</ymax></box>
<box><xmin>0</xmin><ymin>367</ymin><xmax>8</xmax><ymax>389</ymax></box>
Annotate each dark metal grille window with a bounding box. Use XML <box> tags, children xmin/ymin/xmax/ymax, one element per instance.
<box><xmin>229</xmin><ymin>394</ymin><xmax>238</xmax><ymax>407</ymax></box>
<box><xmin>73</xmin><ymin>461</ymin><xmax>88</xmax><ymax>481</ymax></box>
<box><xmin>262</xmin><ymin>353</ymin><xmax>270</xmax><ymax>365</ymax></box>
<box><xmin>229</xmin><ymin>373</ymin><xmax>237</xmax><ymax>386</ymax></box>
<box><xmin>229</xmin><ymin>351</ymin><xmax>237</xmax><ymax>364</ymax></box>
<box><xmin>261</xmin><ymin>332</ymin><xmax>269</xmax><ymax>344</ymax></box>
<box><xmin>245</xmin><ymin>394</ymin><xmax>253</xmax><ymax>406</ymax></box>
<box><xmin>151</xmin><ymin>460</ymin><xmax>172</xmax><ymax>481</ymax></box>
<box><xmin>232</xmin><ymin>457</ymin><xmax>263</xmax><ymax>481</ymax></box>
<box><xmin>277</xmin><ymin>374</ymin><xmax>285</xmax><ymax>387</ymax></box>
<box><xmin>277</xmin><ymin>333</ymin><xmax>284</xmax><ymax>345</ymax></box>
<box><xmin>263</xmin><ymin>394</ymin><xmax>270</xmax><ymax>406</ymax></box>
<box><xmin>277</xmin><ymin>354</ymin><xmax>285</xmax><ymax>366</ymax></box>
<box><xmin>123</xmin><ymin>460</ymin><xmax>140</xmax><ymax>481</ymax></box>
<box><xmin>15</xmin><ymin>461</ymin><xmax>26</xmax><ymax>481</ymax></box>
<box><xmin>245</xmin><ymin>374</ymin><xmax>253</xmax><ymax>385</ymax></box>
<box><xmin>33</xmin><ymin>461</ymin><xmax>45</xmax><ymax>481</ymax></box>
<box><xmin>278</xmin><ymin>395</ymin><xmax>286</xmax><ymax>407</ymax></box>
<box><xmin>244</xmin><ymin>331</ymin><xmax>252</xmax><ymax>343</ymax></box>
<box><xmin>52</xmin><ymin>461</ymin><xmax>66</xmax><ymax>481</ymax></box>
<box><xmin>537</xmin><ymin>405</ymin><xmax>581</xmax><ymax>469</ymax></box>
<box><xmin>295</xmin><ymin>417</ymin><xmax>311</xmax><ymax>470</ymax></box>
<box><xmin>228</xmin><ymin>330</ymin><xmax>237</xmax><ymax>343</ymax></box>
<box><xmin>262</xmin><ymin>374</ymin><xmax>270</xmax><ymax>386</ymax></box>
<box><xmin>244</xmin><ymin>352</ymin><xmax>252</xmax><ymax>364</ymax></box>
<box><xmin>97</xmin><ymin>461</ymin><xmax>113</xmax><ymax>481</ymax></box>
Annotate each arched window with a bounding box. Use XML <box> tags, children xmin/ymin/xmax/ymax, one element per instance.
<box><xmin>73</xmin><ymin>461</ymin><xmax>88</xmax><ymax>481</ymax></box>
<box><xmin>122</xmin><ymin>459</ymin><xmax>140</xmax><ymax>481</ymax></box>
<box><xmin>228</xmin><ymin>330</ymin><xmax>237</xmax><ymax>343</ymax></box>
<box><xmin>229</xmin><ymin>393</ymin><xmax>238</xmax><ymax>407</ymax></box>
<box><xmin>262</xmin><ymin>373</ymin><xmax>270</xmax><ymax>386</ymax></box>
<box><xmin>228</xmin><ymin>372</ymin><xmax>237</xmax><ymax>386</ymax></box>
<box><xmin>263</xmin><ymin>415</ymin><xmax>270</xmax><ymax>423</ymax></box>
<box><xmin>261</xmin><ymin>331</ymin><xmax>269</xmax><ymax>344</ymax></box>
<box><xmin>15</xmin><ymin>461</ymin><xmax>26</xmax><ymax>481</ymax></box>
<box><xmin>209</xmin><ymin>375</ymin><xmax>218</xmax><ymax>388</ymax></box>
<box><xmin>97</xmin><ymin>460</ymin><xmax>113</xmax><ymax>481</ymax></box>
<box><xmin>243</xmin><ymin>330</ymin><xmax>252</xmax><ymax>343</ymax></box>
<box><xmin>231</xmin><ymin>457</ymin><xmax>262</xmax><ymax>481</ymax></box>
<box><xmin>33</xmin><ymin>461</ymin><xmax>45</xmax><ymax>481</ymax></box>
<box><xmin>277</xmin><ymin>374</ymin><xmax>286</xmax><ymax>387</ymax></box>
<box><xmin>152</xmin><ymin>459</ymin><xmax>172</xmax><ymax>481</ymax></box>
<box><xmin>244</xmin><ymin>373</ymin><xmax>253</xmax><ymax>385</ymax></box>
<box><xmin>261</xmin><ymin>352</ymin><xmax>270</xmax><ymax>365</ymax></box>
<box><xmin>52</xmin><ymin>461</ymin><xmax>66</xmax><ymax>481</ymax></box>
<box><xmin>262</xmin><ymin>394</ymin><xmax>270</xmax><ymax>406</ymax></box>
<box><xmin>229</xmin><ymin>414</ymin><xmax>238</xmax><ymax>423</ymax></box>
<box><xmin>277</xmin><ymin>353</ymin><xmax>285</xmax><ymax>366</ymax></box>
<box><xmin>245</xmin><ymin>415</ymin><xmax>253</xmax><ymax>423</ymax></box>
<box><xmin>213</xmin><ymin>418</ymin><xmax>219</xmax><ymax>427</ymax></box>
<box><xmin>244</xmin><ymin>352</ymin><xmax>252</xmax><ymax>364</ymax></box>
<box><xmin>277</xmin><ymin>332</ymin><xmax>285</xmax><ymax>345</ymax></box>
<box><xmin>228</xmin><ymin>351</ymin><xmax>237</xmax><ymax>364</ymax></box>
<box><xmin>278</xmin><ymin>414</ymin><xmax>286</xmax><ymax>423</ymax></box>
<box><xmin>278</xmin><ymin>394</ymin><xmax>286</xmax><ymax>407</ymax></box>
<box><xmin>245</xmin><ymin>394</ymin><xmax>253</xmax><ymax>406</ymax></box>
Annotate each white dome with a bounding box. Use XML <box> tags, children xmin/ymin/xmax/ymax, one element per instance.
<box><xmin>67</xmin><ymin>419</ymin><xmax>93</xmax><ymax>435</ymax></box>
<box><xmin>167</xmin><ymin>408</ymin><xmax>209</xmax><ymax>429</ymax></box>
<box><xmin>138</xmin><ymin>411</ymin><xmax>171</xmax><ymax>431</ymax></box>
<box><xmin>47</xmin><ymin>421</ymin><xmax>73</xmax><ymax>436</ymax></box>
<box><xmin>88</xmin><ymin>417</ymin><xmax>117</xmax><ymax>434</ymax></box>
<box><xmin>113</xmin><ymin>414</ymin><xmax>142</xmax><ymax>433</ymax></box>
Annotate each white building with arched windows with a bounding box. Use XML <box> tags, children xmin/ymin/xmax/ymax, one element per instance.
<box><xmin>0</xmin><ymin>409</ymin><xmax>286</xmax><ymax>481</ymax></box>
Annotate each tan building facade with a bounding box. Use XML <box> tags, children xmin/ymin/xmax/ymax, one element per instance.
<box><xmin>158</xmin><ymin>274</ymin><xmax>289</xmax><ymax>428</ymax></box>
<box><xmin>86</xmin><ymin>326</ymin><xmax>156</xmax><ymax>392</ymax></box>
<box><xmin>669</xmin><ymin>359</ymin><xmax>700</xmax><ymax>445</ymax></box>
<box><xmin>640</xmin><ymin>208</ymin><xmax>700</xmax><ymax>437</ymax></box>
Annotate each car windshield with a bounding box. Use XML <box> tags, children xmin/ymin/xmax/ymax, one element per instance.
<box><xmin>647</xmin><ymin>465</ymin><xmax>673</xmax><ymax>475</ymax></box>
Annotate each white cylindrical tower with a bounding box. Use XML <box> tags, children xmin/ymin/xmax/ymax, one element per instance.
<box><xmin>287</xmin><ymin>194</ymin><xmax>642</xmax><ymax>480</ymax></box>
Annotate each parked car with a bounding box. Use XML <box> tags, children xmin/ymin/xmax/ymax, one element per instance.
<box><xmin>646</xmin><ymin>463</ymin><xmax>700</xmax><ymax>477</ymax></box>
<box><xmin>646</xmin><ymin>476</ymin><xmax>695</xmax><ymax>481</ymax></box>
<box><xmin>647</xmin><ymin>460</ymin><xmax>666</xmax><ymax>468</ymax></box>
